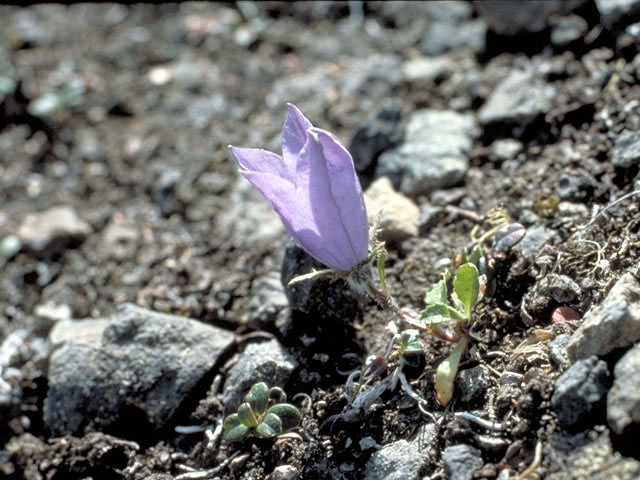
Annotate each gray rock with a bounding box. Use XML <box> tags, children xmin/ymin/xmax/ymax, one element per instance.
<box><xmin>595</xmin><ymin>0</ymin><xmax>640</xmax><ymax>29</ymax></box>
<box><xmin>402</xmin><ymin>56</ymin><xmax>455</xmax><ymax>84</ymax></box>
<box><xmin>456</xmin><ymin>365</ymin><xmax>490</xmax><ymax>402</ymax></box>
<box><xmin>488</xmin><ymin>139</ymin><xmax>522</xmax><ymax>162</ymax></box>
<box><xmin>376</xmin><ymin>109</ymin><xmax>478</xmax><ymax>197</ymax></box>
<box><xmin>475</xmin><ymin>1</ymin><xmax>584</xmax><ymax>35</ymax></box>
<box><xmin>222</xmin><ymin>339</ymin><xmax>297</xmax><ymax>410</ymax></box>
<box><xmin>478</xmin><ymin>69</ymin><xmax>555</xmax><ymax>128</ymax></box>
<box><xmin>364</xmin><ymin>177</ymin><xmax>420</xmax><ymax>240</ymax></box>
<box><xmin>551</xmin><ymin>356</ymin><xmax>610</xmax><ymax>427</ymax></box>
<box><xmin>280</xmin><ymin>242</ymin><xmax>362</xmax><ymax>318</ymax></box>
<box><xmin>568</xmin><ymin>273</ymin><xmax>640</xmax><ymax>361</ymax></box>
<box><xmin>443</xmin><ymin>444</ymin><xmax>483</xmax><ymax>480</ymax></box>
<box><xmin>243</xmin><ymin>271</ymin><xmax>289</xmax><ymax>326</ymax></box>
<box><xmin>546</xmin><ymin>428</ymin><xmax>640</xmax><ymax>480</ymax></box>
<box><xmin>517</xmin><ymin>224</ymin><xmax>556</xmax><ymax>255</ymax></box>
<box><xmin>611</xmin><ymin>130</ymin><xmax>640</xmax><ymax>168</ymax></box>
<box><xmin>548</xmin><ymin>334</ymin><xmax>571</xmax><ymax>370</ymax></box>
<box><xmin>269</xmin><ymin>465</ymin><xmax>299</xmax><ymax>480</ymax></box>
<box><xmin>0</xmin><ymin>235</ymin><xmax>21</xmax><ymax>259</ymax></box>
<box><xmin>419</xmin><ymin>19</ymin><xmax>487</xmax><ymax>56</ymax></box>
<box><xmin>364</xmin><ymin>423</ymin><xmax>438</xmax><ymax>480</ymax></box>
<box><xmin>17</xmin><ymin>205</ymin><xmax>91</xmax><ymax>253</ymax></box>
<box><xmin>539</xmin><ymin>274</ymin><xmax>582</xmax><ymax>303</ymax></box>
<box><xmin>349</xmin><ymin>101</ymin><xmax>403</xmax><ymax>172</ymax></box>
<box><xmin>44</xmin><ymin>304</ymin><xmax>235</xmax><ymax>435</ymax></box>
<box><xmin>554</xmin><ymin>172</ymin><xmax>594</xmax><ymax>201</ymax></box>
<box><xmin>550</xmin><ymin>15</ymin><xmax>589</xmax><ymax>47</ymax></box>
<box><xmin>418</xmin><ymin>204</ymin><xmax>443</xmax><ymax>234</ymax></box>
<box><xmin>607</xmin><ymin>342</ymin><xmax>640</xmax><ymax>435</ymax></box>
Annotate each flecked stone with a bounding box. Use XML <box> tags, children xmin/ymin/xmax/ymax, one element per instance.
<box><xmin>568</xmin><ymin>273</ymin><xmax>640</xmax><ymax>361</ymax></box>
<box><xmin>45</xmin><ymin>304</ymin><xmax>235</xmax><ymax>435</ymax></box>
<box><xmin>611</xmin><ymin>130</ymin><xmax>640</xmax><ymax>168</ymax></box>
<box><xmin>364</xmin><ymin>423</ymin><xmax>438</xmax><ymax>480</ymax></box>
<box><xmin>551</xmin><ymin>356</ymin><xmax>610</xmax><ymax>427</ymax></box>
<box><xmin>222</xmin><ymin>339</ymin><xmax>297</xmax><ymax>410</ymax></box>
<box><xmin>376</xmin><ymin>109</ymin><xmax>478</xmax><ymax>197</ymax></box>
<box><xmin>18</xmin><ymin>205</ymin><xmax>91</xmax><ymax>253</ymax></box>
<box><xmin>443</xmin><ymin>444</ymin><xmax>483</xmax><ymax>480</ymax></box>
<box><xmin>478</xmin><ymin>69</ymin><xmax>555</xmax><ymax>128</ymax></box>
<box><xmin>595</xmin><ymin>0</ymin><xmax>640</xmax><ymax>29</ymax></box>
<box><xmin>607</xmin><ymin>342</ymin><xmax>640</xmax><ymax>435</ymax></box>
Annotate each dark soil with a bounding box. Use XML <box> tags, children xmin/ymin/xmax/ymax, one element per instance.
<box><xmin>1</xmin><ymin>3</ymin><xmax>639</xmax><ymax>480</ymax></box>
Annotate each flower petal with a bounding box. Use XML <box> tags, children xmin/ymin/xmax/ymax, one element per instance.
<box><xmin>292</xmin><ymin>130</ymin><xmax>368</xmax><ymax>270</ymax></box>
<box><xmin>308</xmin><ymin>128</ymin><xmax>369</xmax><ymax>263</ymax></box>
<box><xmin>282</xmin><ymin>103</ymin><xmax>313</xmax><ymax>169</ymax></box>
<box><xmin>229</xmin><ymin>146</ymin><xmax>294</xmax><ymax>182</ymax></box>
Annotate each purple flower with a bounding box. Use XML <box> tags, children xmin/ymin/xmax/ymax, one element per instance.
<box><xmin>229</xmin><ymin>104</ymin><xmax>369</xmax><ymax>271</ymax></box>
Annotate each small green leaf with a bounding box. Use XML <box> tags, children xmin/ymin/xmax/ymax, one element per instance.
<box><xmin>223</xmin><ymin>423</ymin><xmax>250</xmax><ymax>442</ymax></box>
<box><xmin>244</xmin><ymin>382</ymin><xmax>269</xmax><ymax>416</ymax></box>
<box><xmin>425</xmin><ymin>278</ymin><xmax>448</xmax><ymax>306</ymax></box>
<box><xmin>467</xmin><ymin>245</ymin><xmax>483</xmax><ymax>267</ymax></box>
<box><xmin>268</xmin><ymin>386</ymin><xmax>287</xmax><ymax>404</ymax></box>
<box><xmin>237</xmin><ymin>402</ymin><xmax>259</xmax><ymax>427</ymax></box>
<box><xmin>377</xmin><ymin>250</ymin><xmax>387</xmax><ymax>294</ymax></box>
<box><xmin>223</xmin><ymin>413</ymin><xmax>242</xmax><ymax>430</ymax></box>
<box><xmin>453</xmin><ymin>263</ymin><xmax>479</xmax><ymax>319</ymax></box>
<box><xmin>419</xmin><ymin>303</ymin><xmax>464</xmax><ymax>325</ymax></box>
<box><xmin>267</xmin><ymin>403</ymin><xmax>302</xmax><ymax>432</ymax></box>
<box><xmin>255</xmin><ymin>412</ymin><xmax>283</xmax><ymax>438</ymax></box>
<box><xmin>434</xmin><ymin>336</ymin><xmax>469</xmax><ymax>406</ymax></box>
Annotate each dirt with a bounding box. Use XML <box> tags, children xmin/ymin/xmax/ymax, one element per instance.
<box><xmin>1</xmin><ymin>2</ymin><xmax>640</xmax><ymax>480</ymax></box>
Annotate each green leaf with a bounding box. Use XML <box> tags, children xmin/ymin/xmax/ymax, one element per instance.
<box><xmin>467</xmin><ymin>245</ymin><xmax>483</xmax><ymax>267</ymax></box>
<box><xmin>377</xmin><ymin>250</ymin><xmax>387</xmax><ymax>294</ymax></box>
<box><xmin>267</xmin><ymin>403</ymin><xmax>302</xmax><ymax>432</ymax></box>
<box><xmin>396</xmin><ymin>330</ymin><xmax>424</xmax><ymax>354</ymax></box>
<box><xmin>419</xmin><ymin>303</ymin><xmax>464</xmax><ymax>325</ymax></box>
<box><xmin>453</xmin><ymin>263</ymin><xmax>479</xmax><ymax>319</ymax></box>
<box><xmin>255</xmin><ymin>412</ymin><xmax>283</xmax><ymax>438</ymax></box>
<box><xmin>268</xmin><ymin>386</ymin><xmax>287</xmax><ymax>404</ymax></box>
<box><xmin>425</xmin><ymin>278</ymin><xmax>448</xmax><ymax>306</ymax></box>
<box><xmin>223</xmin><ymin>423</ymin><xmax>250</xmax><ymax>442</ymax></box>
<box><xmin>244</xmin><ymin>382</ymin><xmax>269</xmax><ymax>417</ymax></box>
<box><xmin>237</xmin><ymin>402</ymin><xmax>259</xmax><ymax>427</ymax></box>
<box><xmin>223</xmin><ymin>413</ymin><xmax>242</xmax><ymax>430</ymax></box>
<box><xmin>434</xmin><ymin>336</ymin><xmax>469</xmax><ymax>406</ymax></box>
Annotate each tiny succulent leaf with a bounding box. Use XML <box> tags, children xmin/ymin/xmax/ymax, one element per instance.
<box><xmin>492</xmin><ymin>223</ymin><xmax>526</xmax><ymax>252</ymax></box>
<box><xmin>467</xmin><ymin>245</ymin><xmax>483</xmax><ymax>266</ymax></box>
<box><xmin>268</xmin><ymin>386</ymin><xmax>287</xmax><ymax>404</ymax></box>
<box><xmin>267</xmin><ymin>403</ymin><xmax>303</xmax><ymax>432</ymax></box>
<box><xmin>223</xmin><ymin>413</ymin><xmax>242</xmax><ymax>430</ymax></box>
<box><xmin>237</xmin><ymin>402</ymin><xmax>259</xmax><ymax>427</ymax></box>
<box><xmin>435</xmin><ymin>336</ymin><xmax>469</xmax><ymax>406</ymax></box>
<box><xmin>245</xmin><ymin>382</ymin><xmax>269</xmax><ymax>416</ymax></box>
<box><xmin>453</xmin><ymin>263</ymin><xmax>479</xmax><ymax>319</ymax></box>
<box><xmin>255</xmin><ymin>412</ymin><xmax>283</xmax><ymax>438</ymax></box>
<box><xmin>223</xmin><ymin>423</ymin><xmax>250</xmax><ymax>442</ymax></box>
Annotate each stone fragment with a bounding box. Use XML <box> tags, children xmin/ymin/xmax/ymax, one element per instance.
<box><xmin>607</xmin><ymin>342</ymin><xmax>640</xmax><ymax>435</ymax></box>
<box><xmin>611</xmin><ymin>130</ymin><xmax>640</xmax><ymax>167</ymax></box>
<box><xmin>567</xmin><ymin>273</ymin><xmax>640</xmax><ymax>361</ymax></box>
<box><xmin>349</xmin><ymin>100</ymin><xmax>403</xmax><ymax>172</ymax></box>
<box><xmin>364</xmin><ymin>177</ymin><xmax>420</xmax><ymax>240</ymax></box>
<box><xmin>488</xmin><ymin>139</ymin><xmax>522</xmax><ymax>162</ymax></box>
<box><xmin>456</xmin><ymin>365</ymin><xmax>490</xmax><ymax>402</ymax></box>
<box><xmin>18</xmin><ymin>205</ymin><xmax>91</xmax><ymax>253</ymax></box>
<box><xmin>551</xmin><ymin>356</ymin><xmax>610</xmax><ymax>427</ymax></box>
<box><xmin>44</xmin><ymin>304</ymin><xmax>235</xmax><ymax>435</ymax></box>
<box><xmin>364</xmin><ymin>423</ymin><xmax>437</xmax><ymax>480</ymax></box>
<box><xmin>517</xmin><ymin>224</ymin><xmax>556</xmax><ymax>255</ymax></box>
<box><xmin>478</xmin><ymin>70</ymin><xmax>555</xmax><ymax>128</ymax></box>
<box><xmin>222</xmin><ymin>339</ymin><xmax>297</xmax><ymax>410</ymax></box>
<box><xmin>475</xmin><ymin>0</ymin><xmax>584</xmax><ymax>35</ymax></box>
<box><xmin>443</xmin><ymin>444</ymin><xmax>483</xmax><ymax>480</ymax></box>
<box><xmin>402</xmin><ymin>55</ymin><xmax>455</xmax><ymax>83</ymax></box>
<box><xmin>376</xmin><ymin>109</ymin><xmax>478</xmax><ymax>197</ymax></box>
<box><xmin>550</xmin><ymin>15</ymin><xmax>588</xmax><ymax>46</ymax></box>
<box><xmin>419</xmin><ymin>19</ymin><xmax>487</xmax><ymax>56</ymax></box>
<box><xmin>548</xmin><ymin>334</ymin><xmax>571</xmax><ymax>370</ymax></box>
<box><xmin>595</xmin><ymin>0</ymin><xmax>640</xmax><ymax>29</ymax></box>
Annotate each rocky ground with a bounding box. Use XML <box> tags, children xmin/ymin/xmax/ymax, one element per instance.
<box><xmin>1</xmin><ymin>2</ymin><xmax>640</xmax><ymax>479</ymax></box>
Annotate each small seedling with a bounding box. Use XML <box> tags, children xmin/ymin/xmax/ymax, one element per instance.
<box><xmin>223</xmin><ymin>382</ymin><xmax>302</xmax><ymax>442</ymax></box>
